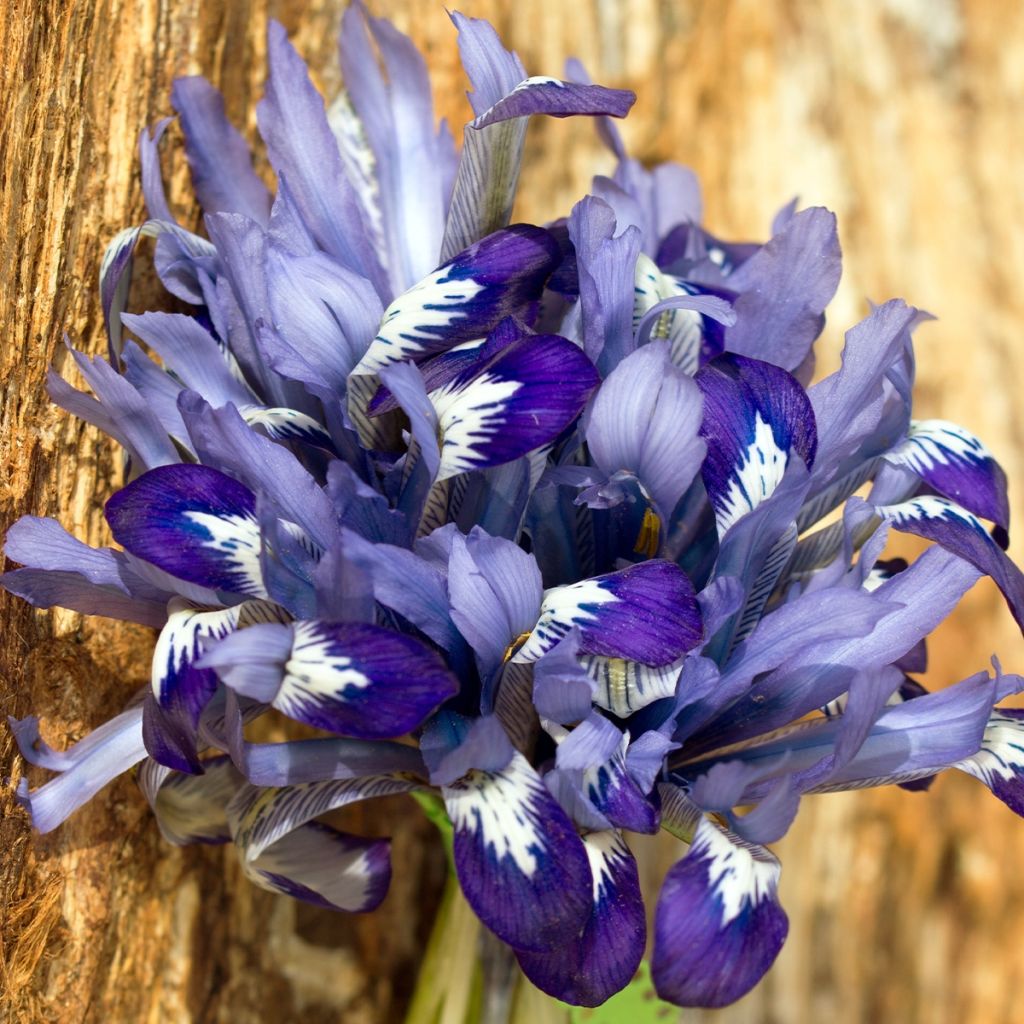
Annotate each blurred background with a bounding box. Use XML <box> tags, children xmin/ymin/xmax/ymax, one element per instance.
<box><xmin>3</xmin><ymin>1</ymin><xmax>1024</xmax><ymax>1021</ymax></box>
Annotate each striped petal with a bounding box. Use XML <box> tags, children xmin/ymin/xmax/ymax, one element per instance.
<box><xmin>443</xmin><ymin>751</ymin><xmax>592</xmax><ymax>951</ymax></box>
<box><xmin>105</xmin><ymin>464</ymin><xmax>266</xmax><ymax>598</ymax></box>
<box><xmin>350</xmin><ymin>224</ymin><xmax>559</xmax><ymax>379</ymax></box>
<box><xmin>874</xmin><ymin>495</ymin><xmax>1024</xmax><ymax>631</ymax></box>
<box><xmin>429</xmin><ymin>333</ymin><xmax>598</xmax><ymax>482</ymax></box>
<box><xmin>516</xmin><ymin>830</ymin><xmax>646</xmax><ymax>1006</ymax></box>
<box><xmin>653</xmin><ymin>811</ymin><xmax>788</xmax><ymax>1008</ymax></box>
<box><xmin>242</xmin><ymin>822</ymin><xmax>392</xmax><ymax>913</ymax></box>
<box><xmin>513</xmin><ymin>560</ymin><xmax>702</xmax><ymax>665</ymax></box>
<box><xmin>632</xmin><ymin>253</ymin><xmax>729</xmax><ymax>374</ymax></box>
<box><xmin>442</xmin><ymin>12</ymin><xmax>634</xmax><ymax>257</ymax></box>
<box><xmin>884</xmin><ymin>419</ymin><xmax>1010</xmax><ymax>538</ymax></box>
<box><xmin>696</xmin><ymin>353</ymin><xmax>817</xmax><ymax>537</ymax></box>
<box><xmin>226</xmin><ymin>774</ymin><xmax>413</xmax><ymax>913</ymax></box>
<box><xmin>956</xmin><ymin>709</ymin><xmax>1024</xmax><ymax>815</ymax></box>
<box><xmin>137</xmin><ymin>755</ymin><xmax>243</xmax><ymax>845</ymax></box>
<box><xmin>204</xmin><ymin>620</ymin><xmax>459</xmax><ymax>739</ymax></box>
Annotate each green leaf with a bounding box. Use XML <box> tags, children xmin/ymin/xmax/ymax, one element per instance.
<box><xmin>567</xmin><ymin>962</ymin><xmax>678</xmax><ymax>1023</ymax></box>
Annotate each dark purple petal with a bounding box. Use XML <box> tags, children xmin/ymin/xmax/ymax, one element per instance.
<box><xmin>171</xmin><ymin>76</ymin><xmax>272</xmax><ymax>224</ymax></box>
<box><xmin>517</xmin><ymin>831</ymin><xmax>646</xmax><ymax>1006</ymax></box>
<box><xmin>884</xmin><ymin>420</ymin><xmax>1010</xmax><ymax>536</ymax></box>
<box><xmin>209</xmin><ymin>620</ymin><xmax>458</xmax><ymax>739</ymax></box>
<box><xmin>585</xmin><ymin>343</ymin><xmax>706</xmax><ymax>522</ymax></box>
<box><xmin>431</xmin><ymin>333</ymin><xmax>598</xmax><ymax>481</ymax></box>
<box><xmin>696</xmin><ymin>352</ymin><xmax>817</xmax><ymax>536</ymax></box>
<box><xmin>350</xmin><ymin>224</ymin><xmax>560</xmax><ymax>378</ymax></box>
<box><xmin>722</xmin><ymin>207</ymin><xmax>841</xmax><ymax>372</ymax></box>
<box><xmin>515</xmin><ymin>560</ymin><xmax>702</xmax><ymax>665</ymax></box>
<box><xmin>652</xmin><ymin>815</ymin><xmax>788</xmax><ymax>1008</ymax></box>
<box><xmin>105</xmin><ymin>463</ymin><xmax>266</xmax><ymax>597</ymax></box>
<box><xmin>874</xmin><ymin>496</ymin><xmax>1024</xmax><ymax>631</ymax></box>
<box><xmin>443</xmin><ymin>752</ymin><xmax>592</xmax><ymax>951</ymax></box>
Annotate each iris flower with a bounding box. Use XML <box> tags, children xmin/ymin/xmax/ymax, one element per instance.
<box><xmin>6</xmin><ymin>4</ymin><xmax>1024</xmax><ymax>1010</ymax></box>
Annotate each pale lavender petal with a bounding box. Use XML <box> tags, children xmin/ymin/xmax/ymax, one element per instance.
<box><xmin>723</xmin><ymin>207</ymin><xmax>841</xmax><ymax>372</ymax></box>
<box><xmin>585</xmin><ymin>343</ymin><xmax>706</xmax><ymax>521</ymax></box>
<box><xmin>447</xmin><ymin>528</ymin><xmax>543</xmax><ymax>681</ymax></box>
<box><xmin>568</xmin><ymin>195</ymin><xmax>642</xmax><ymax>374</ymax></box>
<box><xmin>171</xmin><ymin>76</ymin><xmax>272</xmax><ymax>223</ymax></box>
<box><xmin>13</xmin><ymin>705</ymin><xmax>146</xmax><ymax>833</ymax></box>
<box><xmin>257</xmin><ymin>21</ymin><xmax>386</xmax><ymax>293</ymax></box>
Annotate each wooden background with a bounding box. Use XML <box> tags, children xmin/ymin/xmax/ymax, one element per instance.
<box><xmin>3</xmin><ymin>0</ymin><xmax>1024</xmax><ymax>1021</ymax></box>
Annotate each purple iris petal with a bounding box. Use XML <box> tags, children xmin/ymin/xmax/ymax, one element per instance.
<box><xmin>883</xmin><ymin>420</ymin><xmax>1010</xmax><ymax>537</ymax></box>
<box><xmin>443</xmin><ymin>752</ymin><xmax>592</xmax><ymax>951</ymax></box>
<box><xmin>517</xmin><ymin>830</ymin><xmax>646</xmax><ymax>1006</ymax></box>
<box><xmin>721</xmin><ymin>206</ymin><xmax>841</xmax><ymax>372</ymax></box>
<box><xmin>171</xmin><ymin>76</ymin><xmax>272</xmax><ymax>224</ymax></box>
<box><xmin>696</xmin><ymin>352</ymin><xmax>817</xmax><ymax>537</ymax></box>
<box><xmin>429</xmin><ymin>333</ymin><xmax>599</xmax><ymax>482</ymax></box>
<box><xmin>872</xmin><ymin>495</ymin><xmax>1024</xmax><ymax>631</ymax></box>
<box><xmin>652</xmin><ymin>812</ymin><xmax>788</xmax><ymax>1008</ymax></box>
<box><xmin>515</xmin><ymin>559</ymin><xmax>702</xmax><ymax>665</ymax></box>
<box><xmin>206</xmin><ymin>619</ymin><xmax>458</xmax><ymax>739</ymax></box>
<box><xmin>585</xmin><ymin>342</ymin><xmax>706</xmax><ymax>522</ymax></box>
<box><xmin>105</xmin><ymin>463</ymin><xmax>267</xmax><ymax>598</ymax></box>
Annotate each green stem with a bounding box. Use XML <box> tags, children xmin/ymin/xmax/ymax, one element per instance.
<box><xmin>403</xmin><ymin>870</ymin><xmax>482</xmax><ymax>1024</ymax></box>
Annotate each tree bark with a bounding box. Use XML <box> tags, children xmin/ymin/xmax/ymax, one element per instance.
<box><xmin>2</xmin><ymin>1</ymin><xmax>1024</xmax><ymax>1022</ymax></box>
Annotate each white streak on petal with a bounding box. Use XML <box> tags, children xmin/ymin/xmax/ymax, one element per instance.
<box><xmin>445</xmin><ymin>752</ymin><xmax>547</xmax><ymax>878</ymax></box>
<box><xmin>886</xmin><ymin>419</ymin><xmax>994</xmax><ymax>474</ymax></box>
<box><xmin>693</xmin><ymin>817</ymin><xmax>781</xmax><ymax>926</ymax></box>
<box><xmin>715</xmin><ymin>412</ymin><xmax>789</xmax><ymax>536</ymax></box>
<box><xmin>183</xmin><ymin>509</ymin><xmax>266</xmax><ymax>597</ymax></box>
<box><xmin>513</xmin><ymin>578</ymin><xmax>620</xmax><ymax>663</ymax></box>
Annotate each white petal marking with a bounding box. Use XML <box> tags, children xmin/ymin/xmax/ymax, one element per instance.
<box><xmin>444</xmin><ymin>752</ymin><xmax>548</xmax><ymax>878</ymax></box>
<box><xmin>183</xmin><ymin>509</ymin><xmax>266</xmax><ymax>597</ymax></box>
<box><xmin>715</xmin><ymin>412</ymin><xmax>789</xmax><ymax>536</ymax></box>
<box><xmin>693</xmin><ymin>817</ymin><xmax>780</xmax><ymax>927</ymax></box>
<box><xmin>513</xmin><ymin>577</ymin><xmax>620</xmax><ymax>663</ymax></box>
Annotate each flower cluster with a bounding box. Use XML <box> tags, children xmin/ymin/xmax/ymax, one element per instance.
<box><xmin>6</xmin><ymin>5</ymin><xmax>1024</xmax><ymax>1010</ymax></box>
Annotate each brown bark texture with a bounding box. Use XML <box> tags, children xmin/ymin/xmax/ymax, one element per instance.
<box><xmin>2</xmin><ymin>0</ymin><xmax>1023</xmax><ymax>1022</ymax></box>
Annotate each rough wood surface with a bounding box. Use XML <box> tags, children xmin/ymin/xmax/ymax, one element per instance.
<box><xmin>2</xmin><ymin>1</ymin><xmax>1024</xmax><ymax>1022</ymax></box>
